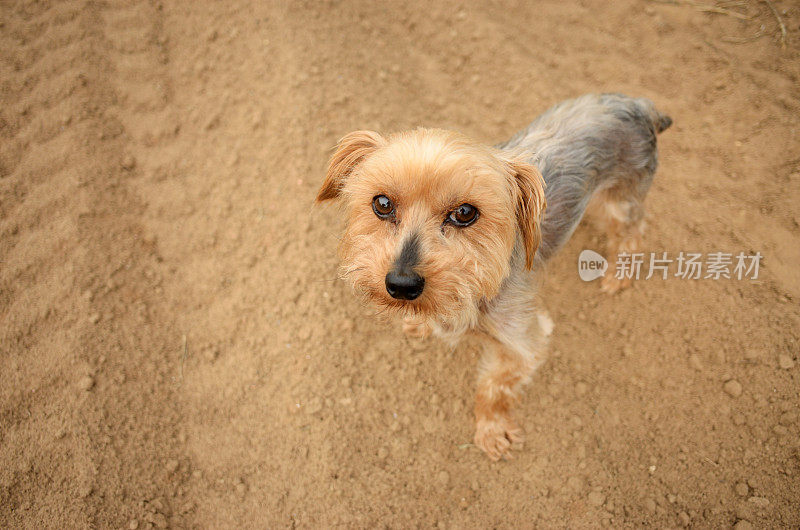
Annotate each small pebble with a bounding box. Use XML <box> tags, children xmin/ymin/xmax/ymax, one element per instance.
<box><xmin>151</xmin><ymin>513</ymin><xmax>168</xmax><ymax>529</ymax></box>
<box><xmin>166</xmin><ymin>459</ymin><xmax>179</xmax><ymax>473</ymax></box>
<box><xmin>778</xmin><ymin>354</ymin><xmax>794</xmax><ymax>370</ymax></box>
<box><xmin>748</xmin><ymin>496</ymin><xmax>769</xmax><ymax>507</ymax></box>
<box><xmin>121</xmin><ymin>155</ymin><xmax>136</xmax><ymax>170</ymax></box>
<box><xmin>78</xmin><ymin>376</ymin><xmax>95</xmax><ymax>391</ymax></box>
<box><xmin>129</xmin><ymin>520</ymin><xmax>139</xmax><ymax>530</ymax></box>
<box><xmin>377</xmin><ymin>447</ymin><xmax>389</xmax><ymax>460</ymax></box>
<box><xmin>437</xmin><ymin>470</ymin><xmax>450</xmax><ymax>485</ymax></box>
<box><xmin>567</xmin><ymin>476</ymin><xmax>584</xmax><ymax>492</ymax></box>
<box><xmin>735</xmin><ymin>482</ymin><xmax>749</xmax><ymax>496</ymax></box>
<box><xmin>587</xmin><ymin>490</ymin><xmax>605</xmax><ymax>506</ymax></box>
<box><xmin>733</xmin><ymin>520</ymin><xmax>754</xmax><ymax>530</ymax></box>
<box><xmin>678</xmin><ymin>511</ymin><xmax>690</xmax><ymax>525</ymax></box>
<box><xmin>723</xmin><ymin>379</ymin><xmax>743</xmax><ymax>398</ymax></box>
<box><xmin>89</xmin><ymin>313</ymin><xmax>101</xmax><ymax>324</ymax></box>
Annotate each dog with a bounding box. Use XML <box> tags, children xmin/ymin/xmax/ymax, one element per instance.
<box><xmin>316</xmin><ymin>93</ymin><xmax>671</xmax><ymax>460</ymax></box>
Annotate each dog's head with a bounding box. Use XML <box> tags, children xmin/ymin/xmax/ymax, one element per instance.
<box><xmin>317</xmin><ymin>128</ymin><xmax>545</xmax><ymax>325</ymax></box>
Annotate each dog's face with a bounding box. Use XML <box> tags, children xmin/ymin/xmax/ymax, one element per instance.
<box><xmin>317</xmin><ymin>129</ymin><xmax>545</xmax><ymax>325</ymax></box>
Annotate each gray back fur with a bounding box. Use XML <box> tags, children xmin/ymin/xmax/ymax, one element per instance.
<box><xmin>497</xmin><ymin>93</ymin><xmax>671</xmax><ymax>263</ymax></box>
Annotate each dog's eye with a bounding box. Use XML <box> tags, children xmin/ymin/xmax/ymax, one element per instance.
<box><xmin>372</xmin><ymin>195</ymin><xmax>395</xmax><ymax>218</ymax></box>
<box><xmin>447</xmin><ymin>203</ymin><xmax>479</xmax><ymax>227</ymax></box>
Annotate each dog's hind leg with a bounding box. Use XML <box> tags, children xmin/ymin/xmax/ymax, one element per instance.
<box><xmin>594</xmin><ymin>180</ymin><xmax>650</xmax><ymax>294</ymax></box>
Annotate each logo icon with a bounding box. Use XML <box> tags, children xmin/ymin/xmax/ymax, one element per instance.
<box><xmin>578</xmin><ymin>250</ymin><xmax>608</xmax><ymax>282</ymax></box>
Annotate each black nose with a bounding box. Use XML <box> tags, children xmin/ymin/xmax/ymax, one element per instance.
<box><xmin>385</xmin><ymin>270</ymin><xmax>425</xmax><ymax>300</ymax></box>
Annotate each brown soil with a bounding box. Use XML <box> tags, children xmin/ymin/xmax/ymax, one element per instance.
<box><xmin>2</xmin><ymin>1</ymin><xmax>799</xmax><ymax>528</ymax></box>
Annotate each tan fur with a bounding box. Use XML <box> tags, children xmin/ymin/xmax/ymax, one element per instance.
<box><xmin>318</xmin><ymin>129</ymin><xmax>544</xmax><ymax>329</ymax></box>
<box><xmin>506</xmin><ymin>158</ymin><xmax>546</xmax><ymax>270</ymax></box>
<box><xmin>317</xmin><ymin>128</ymin><xmax>551</xmax><ymax>460</ymax></box>
<box><xmin>317</xmin><ymin>130</ymin><xmax>387</xmax><ymax>202</ymax></box>
<box><xmin>317</xmin><ymin>95</ymin><xmax>668</xmax><ymax>459</ymax></box>
<box><xmin>316</xmin><ymin>121</ymin><xmax>654</xmax><ymax>460</ymax></box>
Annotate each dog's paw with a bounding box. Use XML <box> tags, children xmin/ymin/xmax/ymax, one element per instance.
<box><xmin>536</xmin><ymin>311</ymin><xmax>554</xmax><ymax>337</ymax></box>
<box><xmin>600</xmin><ymin>274</ymin><xmax>632</xmax><ymax>294</ymax></box>
<box><xmin>474</xmin><ymin>416</ymin><xmax>524</xmax><ymax>461</ymax></box>
<box><xmin>402</xmin><ymin>316</ymin><xmax>431</xmax><ymax>339</ymax></box>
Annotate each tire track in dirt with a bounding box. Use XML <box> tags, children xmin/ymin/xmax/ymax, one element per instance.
<box><xmin>2</xmin><ymin>1</ymin><xmax>190</xmax><ymax>527</ymax></box>
<box><xmin>1</xmin><ymin>3</ymin><xmax>98</xmax><ymax>525</ymax></box>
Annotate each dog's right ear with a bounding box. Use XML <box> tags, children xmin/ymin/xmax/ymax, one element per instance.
<box><xmin>316</xmin><ymin>130</ymin><xmax>385</xmax><ymax>202</ymax></box>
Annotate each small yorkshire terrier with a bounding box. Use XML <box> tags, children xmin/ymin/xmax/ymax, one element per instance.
<box><xmin>317</xmin><ymin>94</ymin><xmax>671</xmax><ymax>460</ymax></box>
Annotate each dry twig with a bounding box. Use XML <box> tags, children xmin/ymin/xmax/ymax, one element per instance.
<box><xmin>762</xmin><ymin>0</ymin><xmax>788</xmax><ymax>48</ymax></box>
<box><xmin>651</xmin><ymin>0</ymin><xmax>750</xmax><ymax>20</ymax></box>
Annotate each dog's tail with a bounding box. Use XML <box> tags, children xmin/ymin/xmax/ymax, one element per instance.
<box><xmin>653</xmin><ymin>109</ymin><xmax>672</xmax><ymax>134</ymax></box>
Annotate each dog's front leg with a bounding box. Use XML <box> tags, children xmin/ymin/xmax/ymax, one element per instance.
<box><xmin>473</xmin><ymin>312</ymin><xmax>551</xmax><ymax>460</ymax></box>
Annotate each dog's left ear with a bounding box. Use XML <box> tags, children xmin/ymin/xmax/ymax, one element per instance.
<box><xmin>506</xmin><ymin>158</ymin><xmax>546</xmax><ymax>270</ymax></box>
<box><xmin>316</xmin><ymin>130</ymin><xmax>386</xmax><ymax>202</ymax></box>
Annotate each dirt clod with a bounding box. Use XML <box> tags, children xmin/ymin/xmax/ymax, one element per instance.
<box><xmin>777</xmin><ymin>355</ymin><xmax>794</xmax><ymax>370</ymax></box>
<box><xmin>588</xmin><ymin>491</ymin><xmax>605</xmax><ymax>507</ymax></box>
<box><xmin>78</xmin><ymin>376</ymin><xmax>95</xmax><ymax>391</ymax></box>
<box><xmin>724</xmin><ymin>380</ymin><xmax>743</xmax><ymax>398</ymax></box>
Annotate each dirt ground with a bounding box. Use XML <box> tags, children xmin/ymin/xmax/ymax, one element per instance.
<box><xmin>2</xmin><ymin>0</ymin><xmax>799</xmax><ymax>528</ymax></box>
